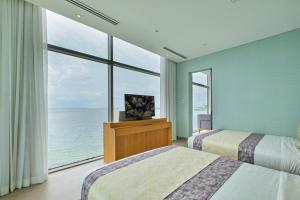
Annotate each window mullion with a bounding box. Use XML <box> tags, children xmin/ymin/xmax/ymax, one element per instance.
<box><xmin>108</xmin><ymin>35</ymin><xmax>114</xmax><ymax>122</ymax></box>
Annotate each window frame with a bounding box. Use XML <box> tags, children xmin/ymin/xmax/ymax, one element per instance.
<box><xmin>190</xmin><ymin>69</ymin><xmax>212</xmax><ymax>133</ymax></box>
<box><xmin>47</xmin><ymin>37</ymin><xmax>160</xmax><ymax>122</ymax></box>
<box><xmin>46</xmin><ymin>13</ymin><xmax>161</xmax><ymax>171</ymax></box>
<box><xmin>112</xmin><ymin>37</ymin><xmax>161</xmax><ymax>73</ymax></box>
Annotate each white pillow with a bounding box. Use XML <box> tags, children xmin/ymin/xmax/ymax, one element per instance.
<box><xmin>297</xmin><ymin>124</ymin><xmax>300</xmax><ymax>149</ymax></box>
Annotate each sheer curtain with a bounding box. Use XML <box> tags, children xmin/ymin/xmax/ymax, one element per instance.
<box><xmin>160</xmin><ymin>57</ymin><xmax>177</xmax><ymax>140</ymax></box>
<box><xmin>0</xmin><ymin>0</ymin><xmax>48</xmax><ymax>196</ymax></box>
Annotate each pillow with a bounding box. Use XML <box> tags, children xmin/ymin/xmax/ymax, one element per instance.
<box><xmin>297</xmin><ymin>124</ymin><xmax>300</xmax><ymax>148</ymax></box>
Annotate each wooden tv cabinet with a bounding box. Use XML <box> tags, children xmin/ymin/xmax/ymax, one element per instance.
<box><xmin>103</xmin><ymin>118</ymin><xmax>172</xmax><ymax>163</ymax></box>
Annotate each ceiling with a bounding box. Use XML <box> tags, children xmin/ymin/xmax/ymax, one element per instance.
<box><xmin>26</xmin><ymin>0</ymin><xmax>300</xmax><ymax>63</ymax></box>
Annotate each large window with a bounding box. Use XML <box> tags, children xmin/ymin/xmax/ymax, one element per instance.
<box><xmin>48</xmin><ymin>52</ymin><xmax>108</xmax><ymax>169</ymax></box>
<box><xmin>47</xmin><ymin>10</ymin><xmax>108</xmax><ymax>58</ymax></box>
<box><xmin>47</xmin><ymin>11</ymin><xmax>161</xmax><ymax>170</ymax></box>
<box><xmin>192</xmin><ymin>70</ymin><xmax>211</xmax><ymax>131</ymax></box>
<box><xmin>113</xmin><ymin>38</ymin><xmax>161</xmax><ymax>120</ymax></box>
<box><xmin>113</xmin><ymin>38</ymin><xmax>160</xmax><ymax>73</ymax></box>
<box><xmin>113</xmin><ymin>67</ymin><xmax>160</xmax><ymax>120</ymax></box>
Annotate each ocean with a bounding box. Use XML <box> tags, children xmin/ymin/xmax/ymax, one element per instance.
<box><xmin>48</xmin><ymin>108</ymin><xmax>160</xmax><ymax>169</ymax></box>
<box><xmin>48</xmin><ymin>108</ymin><xmax>107</xmax><ymax>169</ymax></box>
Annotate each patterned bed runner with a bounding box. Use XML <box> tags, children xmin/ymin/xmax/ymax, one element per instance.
<box><xmin>86</xmin><ymin>147</ymin><xmax>219</xmax><ymax>200</ymax></box>
<box><xmin>193</xmin><ymin>129</ymin><xmax>265</xmax><ymax>164</ymax></box>
<box><xmin>238</xmin><ymin>133</ymin><xmax>265</xmax><ymax>163</ymax></box>
<box><xmin>81</xmin><ymin>145</ymin><xmax>242</xmax><ymax>200</ymax></box>
<box><xmin>81</xmin><ymin>145</ymin><xmax>176</xmax><ymax>200</ymax></box>
<box><xmin>193</xmin><ymin>129</ymin><xmax>223</xmax><ymax>150</ymax></box>
<box><xmin>165</xmin><ymin>157</ymin><xmax>242</xmax><ymax>200</ymax></box>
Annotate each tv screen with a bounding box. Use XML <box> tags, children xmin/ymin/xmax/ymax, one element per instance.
<box><xmin>125</xmin><ymin>94</ymin><xmax>155</xmax><ymax>119</ymax></box>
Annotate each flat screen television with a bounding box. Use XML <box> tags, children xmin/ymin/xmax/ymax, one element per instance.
<box><xmin>125</xmin><ymin>94</ymin><xmax>155</xmax><ymax>120</ymax></box>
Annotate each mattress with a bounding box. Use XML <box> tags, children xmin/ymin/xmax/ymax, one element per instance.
<box><xmin>188</xmin><ymin>129</ymin><xmax>300</xmax><ymax>175</ymax></box>
<box><xmin>81</xmin><ymin>146</ymin><xmax>300</xmax><ymax>200</ymax></box>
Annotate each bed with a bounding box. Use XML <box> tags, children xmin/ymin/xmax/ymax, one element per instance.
<box><xmin>81</xmin><ymin>146</ymin><xmax>300</xmax><ymax>200</ymax></box>
<box><xmin>188</xmin><ymin>129</ymin><xmax>300</xmax><ymax>175</ymax></box>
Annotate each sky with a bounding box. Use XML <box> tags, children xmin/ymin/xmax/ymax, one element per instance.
<box><xmin>47</xmin><ymin>10</ymin><xmax>160</xmax><ymax>110</ymax></box>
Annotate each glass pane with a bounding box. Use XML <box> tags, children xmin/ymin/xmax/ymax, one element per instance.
<box><xmin>192</xmin><ymin>85</ymin><xmax>208</xmax><ymax>130</ymax></box>
<box><xmin>192</xmin><ymin>72</ymin><xmax>208</xmax><ymax>85</ymax></box>
<box><xmin>113</xmin><ymin>37</ymin><xmax>160</xmax><ymax>73</ymax></box>
<box><xmin>48</xmin><ymin>52</ymin><xmax>108</xmax><ymax>169</ymax></box>
<box><xmin>113</xmin><ymin>67</ymin><xmax>160</xmax><ymax>120</ymax></box>
<box><xmin>47</xmin><ymin>10</ymin><xmax>108</xmax><ymax>58</ymax></box>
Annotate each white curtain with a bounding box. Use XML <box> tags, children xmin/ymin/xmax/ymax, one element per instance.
<box><xmin>0</xmin><ymin>0</ymin><xmax>48</xmax><ymax>196</ymax></box>
<box><xmin>160</xmin><ymin>57</ymin><xmax>177</xmax><ymax>140</ymax></box>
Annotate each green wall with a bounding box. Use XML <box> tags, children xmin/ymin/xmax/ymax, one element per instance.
<box><xmin>176</xmin><ymin>28</ymin><xmax>300</xmax><ymax>138</ymax></box>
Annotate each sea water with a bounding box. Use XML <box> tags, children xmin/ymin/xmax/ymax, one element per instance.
<box><xmin>48</xmin><ymin>108</ymin><xmax>161</xmax><ymax>169</ymax></box>
<box><xmin>48</xmin><ymin>108</ymin><xmax>106</xmax><ymax>169</ymax></box>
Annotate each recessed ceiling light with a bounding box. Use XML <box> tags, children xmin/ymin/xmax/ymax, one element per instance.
<box><xmin>76</xmin><ymin>14</ymin><xmax>81</xmax><ymax>18</ymax></box>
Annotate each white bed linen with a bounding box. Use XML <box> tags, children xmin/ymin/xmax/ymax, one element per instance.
<box><xmin>211</xmin><ymin>163</ymin><xmax>300</xmax><ymax>200</ymax></box>
<box><xmin>82</xmin><ymin>147</ymin><xmax>300</xmax><ymax>200</ymax></box>
<box><xmin>189</xmin><ymin>131</ymin><xmax>300</xmax><ymax>175</ymax></box>
<box><xmin>254</xmin><ymin>135</ymin><xmax>300</xmax><ymax>175</ymax></box>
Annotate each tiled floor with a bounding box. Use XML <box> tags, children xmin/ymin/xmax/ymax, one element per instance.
<box><xmin>174</xmin><ymin>137</ymin><xmax>188</xmax><ymax>147</ymax></box>
<box><xmin>0</xmin><ymin>138</ymin><xmax>187</xmax><ymax>200</ymax></box>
